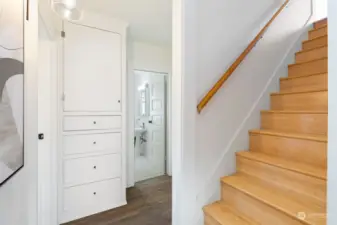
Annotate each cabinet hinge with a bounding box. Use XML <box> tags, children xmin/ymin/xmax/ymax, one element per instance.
<box><xmin>62</xmin><ymin>93</ymin><xmax>66</xmax><ymax>101</ymax></box>
<box><xmin>61</xmin><ymin>31</ymin><xmax>65</xmax><ymax>38</ymax></box>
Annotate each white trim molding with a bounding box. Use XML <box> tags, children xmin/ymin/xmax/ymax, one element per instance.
<box><xmin>38</xmin><ymin>0</ymin><xmax>62</xmax><ymax>39</ymax></box>
<box><xmin>172</xmin><ymin>0</ymin><xmax>184</xmax><ymax>224</ymax></box>
<box><xmin>25</xmin><ymin>0</ymin><xmax>39</xmax><ymax>224</ymax></box>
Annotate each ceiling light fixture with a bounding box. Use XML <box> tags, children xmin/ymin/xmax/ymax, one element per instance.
<box><xmin>51</xmin><ymin>0</ymin><xmax>83</xmax><ymax>21</ymax></box>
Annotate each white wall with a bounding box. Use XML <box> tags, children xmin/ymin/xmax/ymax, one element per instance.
<box><xmin>0</xmin><ymin>0</ymin><xmax>39</xmax><ymax>224</ymax></box>
<box><xmin>173</xmin><ymin>0</ymin><xmax>313</xmax><ymax>224</ymax></box>
<box><xmin>127</xmin><ymin>41</ymin><xmax>172</xmax><ymax>186</ymax></box>
<box><xmin>328</xmin><ymin>1</ymin><xmax>337</xmax><ymax>224</ymax></box>
<box><xmin>37</xmin><ymin>16</ymin><xmax>58</xmax><ymax>225</ymax></box>
<box><xmin>314</xmin><ymin>0</ymin><xmax>327</xmax><ymax>21</ymax></box>
<box><xmin>131</xmin><ymin>41</ymin><xmax>172</xmax><ymax>73</ymax></box>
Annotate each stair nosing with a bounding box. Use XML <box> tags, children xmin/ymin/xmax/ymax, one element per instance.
<box><xmin>288</xmin><ymin>57</ymin><xmax>327</xmax><ymax>67</ymax></box>
<box><xmin>302</xmin><ymin>35</ymin><xmax>327</xmax><ymax>44</ymax></box>
<box><xmin>261</xmin><ymin>110</ymin><xmax>327</xmax><ymax>114</ymax></box>
<box><xmin>221</xmin><ymin>174</ymin><xmax>325</xmax><ymax>225</ymax></box>
<box><xmin>295</xmin><ymin>45</ymin><xmax>327</xmax><ymax>56</ymax></box>
<box><xmin>236</xmin><ymin>151</ymin><xmax>326</xmax><ymax>180</ymax></box>
<box><xmin>249</xmin><ymin>129</ymin><xmax>327</xmax><ymax>142</ymax></box>
<box><xmin>204</xmin><ymin>201</ymin><xmax>258</xmax><ymax>225</ymax></box>
<box><xmin>270</xmin><ymin>89</ymin><xmax>327</xmax><ymax>96</ymax></box>
<box><xmin>280</xmin><ymin>72</ymin><xmax>326</xmax><ymax>81</ymax></box>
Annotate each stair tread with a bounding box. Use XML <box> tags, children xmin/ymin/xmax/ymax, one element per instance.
<box><xmin>249</xmin><ymin>129</ymin><xmax>327</xmax><ymax>142</ymax></box>
<box><xmin>261</xmin><ymin>110</ymin><xmax>327</xmax><ymax>114</ymax></box>
<box><xmin>221</xmin><ymin>174</ymin><xmax>326</xmax><ymax>225</ymax></box>
<box><xmin>280</xmin><ymin>72</ymin><xmax>326</xmax><ymax>81</ymax></box>
<box><xmin>289</xmin><ymin>57</ymin><xmax>327</xmax><ymax>67</ymax></box>
<box><xmin>271</xmin><ymin>89</ymin><xmax>327</xmax><ymax>96</ymax></box>
<box><xmin>237</xmin><ymin>151</ymin><xmax>327</xmax><ymax>180</ymax></box>
<box><xmin>204</xmin><ymin>201</ymin><xmax>256</xmax><ymax>225</ymax></box>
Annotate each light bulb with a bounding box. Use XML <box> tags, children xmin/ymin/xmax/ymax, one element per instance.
<box><xmin>64</xmin><ymin>0</ymin><xmax>76</xmax><ymax>9</ymax></box>
<box><xmin>52</xmin><ymin>0</ymin><xmax>82</xmax><ymax>21</ymax></box>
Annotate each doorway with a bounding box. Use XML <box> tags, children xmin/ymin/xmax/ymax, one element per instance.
<box><xmin>133</xmin><ymin>70</ymin><xmax>168</xmax><ymax>182</ymax></box>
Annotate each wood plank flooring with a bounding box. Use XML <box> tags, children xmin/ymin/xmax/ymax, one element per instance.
<box><xmin>64</xmin><ymin>176</ymin><xmax>172</xmax><ymax>225</ymax></box>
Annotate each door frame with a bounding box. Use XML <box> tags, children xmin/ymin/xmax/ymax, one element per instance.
<box><xmin>24</xmin><ymin>0</ymin><xmax>39</xmax><ymax>224</ymax></box>
<box><xmin>171</xmin><ymin>0</ymin><xmax>184</xmax><ymax>224</ymax></box>
<box><xmin>128</xmin><ymin>70</ymin><xmax>170</xmax><ymax>185</ymax></box>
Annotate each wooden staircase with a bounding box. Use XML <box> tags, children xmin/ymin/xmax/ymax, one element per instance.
<box><xmin>203</xmin><ymin>18</ymin><xmax>328</xmax><ymax>225</ymax></box>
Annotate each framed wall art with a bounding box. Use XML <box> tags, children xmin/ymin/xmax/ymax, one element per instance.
<box><xmin>0</xmin><ymin>0</ymin><xmax>24</xmax><ymax>185</ymax></box>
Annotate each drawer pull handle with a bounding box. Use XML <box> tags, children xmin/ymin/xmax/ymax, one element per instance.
<box><xmin>93</xmin><ymin>192</ymin><xmax>96</xmax><ymax>195</ymax></box>
<box><xmin>93</xmin><ymin>166</ymin><xmax>97</xmax><ymax>169</ymax></box>
<box><xmin>93</xmin><ymin>141</ymin><xmax>96</xmax><ymax>145</ymax></box>
<box><xmin>93</xmin><ymin>121</ymin><xmax>97</xmax><ymax>124</ymax></box>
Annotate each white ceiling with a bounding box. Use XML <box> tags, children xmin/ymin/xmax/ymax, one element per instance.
<box><xmin>81</xmin><ymin>0</ymin><xmax>172</xmax><ymax>46</ymax></box>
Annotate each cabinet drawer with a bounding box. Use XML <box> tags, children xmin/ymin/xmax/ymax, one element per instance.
<box><xmin>63</xmin><ymin>116</ymin><xmax>121</xmax><ymax>131</ymax></box>
<box><xmin>62</xmin><ymin>178</ymin><xmax>122</xmax><ymax>223</ymax></box>
<box><xmin>63</xmin><ymin>132</ymin><xmax>122</xmax><ymax>155</ymax></box>
<box><xmin>64</xmin><ymin>154</ymin><xmax>121</xmax><ymax>187</ymax></box>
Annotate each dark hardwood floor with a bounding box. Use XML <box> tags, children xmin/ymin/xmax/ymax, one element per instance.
<box><xmin>64</xmin><ymin>175</ymin><xmax>172</xmax><ymax>225</ymax></box>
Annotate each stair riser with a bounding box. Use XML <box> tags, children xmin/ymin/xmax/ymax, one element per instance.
<box><xmin>261</xmin><ymin>112</ymin><xmax>327</xmax><ymax>135</ymax></box>
<box><xmin>302</xmin><ymin>36</ymin><xmax>327</xmax><ymax>51</ymax></box>
<box><xmin>280</xmin><ymin>74</ymin><xmax>327</xmax><ymax>93</ymax></box>
<box><xmin>309</xmin><ymin>27</ymin><xmax>327</xmax><ymax>40</ymax></box>
<box><xmin>288</xmin><ymin>58</ymin><xmax>327</xmax><ymax>77</ymax></box>
<box><xmin>250</xmin><ymin>133</ymin><xmax>327</xmax><ymax>168</ymax></box>
<box><xmin>237</xmin><ymin>157</ymin><xmax>326</xmax><ymax>202</ymax></box>
<box><xmin>204</xmin><ymin>214</ymin><xmax>221</xmax><ymax>225</ymax></box>
<box><xmin>295</xmin><ymin>47</ymin><xmax>327</xmax><ymax>63</ymax></box>
<box><xmin>221</xmin><ymin>184</ymin><xmax>304</xmax><ymax>225</ymax></box>
<box><xmin>271</xmin><ymin>91</ymin><xmax>327</xmax><ymax>111</ymax></box>
<box><xmin>314</xmin><ymin>19</ymin><xmax>327</xmax><ymax>29</ymax></box>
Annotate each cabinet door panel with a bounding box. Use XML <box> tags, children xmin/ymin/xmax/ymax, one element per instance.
<box><xmin>64</xmin><ymin>154</ymin><xmax>122</xmax><ymax>187</ymax></box>
<box><xmin>63</xmin><ymin>22</ymin><xmax>122</xmax><ymax>112</ymax></box>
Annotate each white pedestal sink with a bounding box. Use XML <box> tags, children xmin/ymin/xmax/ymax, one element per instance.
<box><xmin>135</xmin><ymin>127</ymin><xmax>147</xmax><ymax>135</ymax></box>
<box><xmin>134</xmin><ymin>127</ymin><xmax>147</xmax><ymax>156</ymax></box>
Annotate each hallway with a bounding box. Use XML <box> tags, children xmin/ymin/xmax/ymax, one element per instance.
<box><xmin>64</xmin><ymin>176</ymin><xmax>172</xmax><ymax>225</ymax></box>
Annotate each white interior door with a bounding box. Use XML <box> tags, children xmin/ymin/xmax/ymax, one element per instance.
<box><xmin>63</xmin><ymin>22</ymin><xmax>122</xmax><ymax>112</ymax></box>
<box><xmin>148</xmin><ymin>74</ymin><xmax>166</xmax><ymax>176</ymax></box>
<box><xmin>135</xmin><ymin>72</ymin><xmax>166</xmax><ymax>182</ymax></box>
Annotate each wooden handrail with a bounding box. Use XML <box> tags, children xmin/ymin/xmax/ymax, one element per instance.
<box><xmin>197</xmin><ymin>0</ymin><xmax>290</xmax><ymax>113</ymax></box>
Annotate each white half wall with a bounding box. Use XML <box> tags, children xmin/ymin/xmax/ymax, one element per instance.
<box><xmin>127</xmin><ymin>41</ymin><xmax>172</xmax><ymax>187</ymax></box>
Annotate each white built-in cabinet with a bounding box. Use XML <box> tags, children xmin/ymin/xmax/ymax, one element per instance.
<box><xmin>58</xmin><ymin>13</ymin><xmax>128</xmax><ymax>224</ymax></box>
